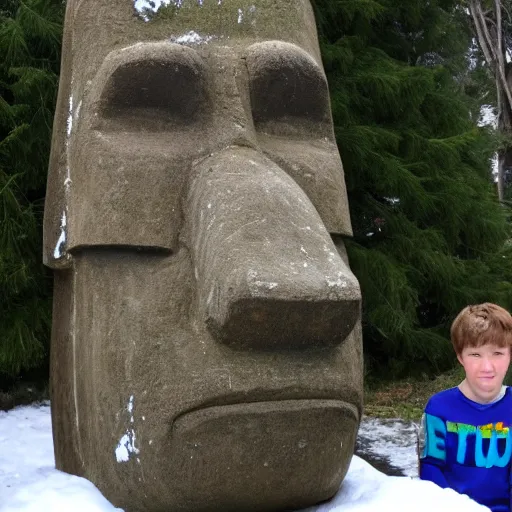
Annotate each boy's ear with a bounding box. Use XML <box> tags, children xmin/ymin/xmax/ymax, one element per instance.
<box><xmin>456</xmin><ymin>352</ymin><xmax>464</xmax><ymax>366</ymax></box>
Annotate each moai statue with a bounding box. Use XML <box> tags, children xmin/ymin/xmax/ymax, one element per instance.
<box><xmin>43</xmin><ymin>1</ymin><xmax>363</xmax><ymax>510</ymax></box>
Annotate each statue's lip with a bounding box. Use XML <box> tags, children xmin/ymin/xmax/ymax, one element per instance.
<box><xmin>168</xmin><ymin>399</ymin><xmax>360</xmax><ymax>510</ymax></box>
<box><xmin>172</xmin><ymin>398</ymin><xmax>359</xmax><ymax>431</ymax></box>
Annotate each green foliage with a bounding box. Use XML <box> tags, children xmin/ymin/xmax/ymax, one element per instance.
<box><xmin>313</xmin><ymin>0</ymin><xmax>512</xmax><ymax>378</ymax></box>
<box><xmin>0</xmin><ymin>0</ymin><xmax>63</xmax><ymax>379</ymax></box>
<box><xmin>0</xmin><ymin>0</ymin><xmax>509</xmax><ymax>387</ymax></box>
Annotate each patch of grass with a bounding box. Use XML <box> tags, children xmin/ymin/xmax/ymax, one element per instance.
<box><xmin>365</xmin><ymin>363</ymin><xmax>512</xmax><ymax>421</ymax></box>
<box><xmin>364</xmin><ymin>366</ymin><xmax>466</xmax><ymax>422</ymax></box>
<box><xmin>0</xmin><ymin>380</ymin><xmax>49</xmax><ymax>411</ymax></box>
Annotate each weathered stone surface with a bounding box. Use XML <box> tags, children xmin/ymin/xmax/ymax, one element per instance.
<box><xmin>43</xmin><ymin>1</ymin><xmax>363</xmax><ymax>510</ymax></box>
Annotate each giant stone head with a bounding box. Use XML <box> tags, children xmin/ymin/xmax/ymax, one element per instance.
<box><xmin>43</xmin><ymin>0</ymin><xmax>363</xmax><ymax>510</ymax></box>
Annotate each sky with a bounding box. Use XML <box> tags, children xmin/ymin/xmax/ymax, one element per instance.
<box><xmin>0</xmin><ymin>402</ymin><xmax>490</xmax><ymax>512</ymax></box>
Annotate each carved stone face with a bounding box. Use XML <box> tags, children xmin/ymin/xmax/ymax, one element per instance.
<box><xmin>44</xmin><ymin>1</ymin><xmax>363</xmax><ymax>510</ymax></box>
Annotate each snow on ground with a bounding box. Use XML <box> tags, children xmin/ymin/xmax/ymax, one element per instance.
<box><xmin>299</xmin><ymin>455</ymin><xmax>487</xmax><ymax>512</ymax></box>
<box><xmin>0</xmin><ymin>403</ymin><xmax>489</xmax><ymax>512</ymax></box>
<box><xmin>356</xmin><ymin>416</ymin><xmax>419</xmax><ymax>477</ymax></box>
<box><xmin>0</xmin><ymin>403</ymin><xmax>120</xmax><ymax>512</ymax></box>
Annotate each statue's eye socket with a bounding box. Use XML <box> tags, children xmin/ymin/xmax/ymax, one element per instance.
<box><xmin>246</xmin><ymin>45</ymin><xmax>331</xmax><ymax>131</ymax></box>
<box><xmin>97</xmin><ymin>53</ymin><xmax>208</xmax><ymax>129</ymax></box>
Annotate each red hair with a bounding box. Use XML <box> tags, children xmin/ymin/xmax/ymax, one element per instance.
<box><xmin>450</xmin><ymin>303</ymin><xmax>512</xmax><ymax>355</ymax></box>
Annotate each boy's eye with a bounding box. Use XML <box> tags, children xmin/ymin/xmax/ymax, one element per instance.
<box><xmin>469</xmin><ymin>353</ymin><xmax>480</xmax><ymax>357</ymax></box>
<box><xmin>494</xmin><ymin>351</ymin><xmax>505</xmax><ymax>356</ymax></box>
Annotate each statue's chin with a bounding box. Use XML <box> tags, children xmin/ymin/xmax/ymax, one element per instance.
<box><xmin>169</xmin><ymin>399</ymin><xmax>359</xmax><ymax>511</ymax></box>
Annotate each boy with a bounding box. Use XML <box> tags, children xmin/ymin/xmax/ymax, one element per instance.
<box><xmin>420</xmin><ymin>303</ymin><xmax>512</xmax><ymax>512</ymax></box>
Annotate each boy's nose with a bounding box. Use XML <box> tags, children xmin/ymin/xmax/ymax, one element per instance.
<box><xmin>480</xmin><ymin>357</ymin><xmax>494</xmax><ymax>371</ymax></box>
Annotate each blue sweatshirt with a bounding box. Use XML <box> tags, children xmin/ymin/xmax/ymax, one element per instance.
<box><xmin>420</xmin><ymin>386</ymin><xmax>512</xmax><ymax>512</ymax></box>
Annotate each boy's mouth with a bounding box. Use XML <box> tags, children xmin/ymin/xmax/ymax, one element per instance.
<box><xmin>478</xmin><ymin>376</ymin><xmax>496</xmax><ymax>382</ymax></box>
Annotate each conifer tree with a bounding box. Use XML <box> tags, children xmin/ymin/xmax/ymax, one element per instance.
<box><xmin>0</xmin><ymin>0</ymin><xmax>63</xmax><ymax>381</ymax></box>
<box><xmin>313</xmin><ymin>0</ymin><xmax>512</xmax><ymax>378</ymax></box>
<box><xmin>1</xmin><ymin>0</ymin><xmax>510</xmax><ymax>384</ymax></box>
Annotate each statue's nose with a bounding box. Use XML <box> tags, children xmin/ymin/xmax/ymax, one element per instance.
<box><xmin>185</xmin><ymin>147</ymin><xmax>361</xmax><ymax>350</ymax></box>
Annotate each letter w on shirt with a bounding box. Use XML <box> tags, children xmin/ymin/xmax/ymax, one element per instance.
<box><xmin>420</xmin><ymin>414</ymin><xmax>512</xmax><ymax>468</ymax></box>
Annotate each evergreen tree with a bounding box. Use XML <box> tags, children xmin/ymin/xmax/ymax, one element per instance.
<box><xmin>313</xmin><ymin>0</ymin><xmax>512</xmax><ymax>378</ymax></box>
<box><xmin>1</xmin><ymin>0</ymin><xmax>510</xmax><ymax>384</ymax></box>
<box><xmin>0</xmin><ymin>0</ymin><xmax>63</xmax><ymax>381</ymax></box>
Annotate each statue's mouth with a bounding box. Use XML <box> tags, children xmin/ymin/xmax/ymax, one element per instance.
<box><xmin>169</xmin><ymin>399</ymin><xmax>359</xmax><ymax>510</ymax></box>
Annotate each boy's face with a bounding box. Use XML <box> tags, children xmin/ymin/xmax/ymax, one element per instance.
<box><xmin>457</xmin><ymin>344</ymin><xmax>511</xmax><ymax>403</ymax></box>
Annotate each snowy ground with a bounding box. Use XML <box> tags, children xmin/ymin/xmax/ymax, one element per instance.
<box><xmin>0</xmin><ymin>403</ymin><xmax>489</xmax><ymax>512</ymax></box>
<box><xmin>355</xmin><ymin>416</ymin><xmax>420</xmax><ymax>477</ymax></box>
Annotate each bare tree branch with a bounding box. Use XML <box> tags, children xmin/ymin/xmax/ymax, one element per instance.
<box><xmin>495</xmin><ymin>3</ymin><xmax>512</xmax><ymax>121</ymax></box>
<box><xmin>471</xmin><ymin>1</ymin><xmax>512</xmax><ymax>115</ymax></box>
<box><xmin>469</xmin><ymin>0</ymin><xmax>496</xmax><ymax>69</ymax></box>
<box><xmin>496</xmin><ymin>0</ymin><xmax>505</xmax><ymax>81</ymax></box>
<box><xmin>476</xmin><ymin>1</ymin><xmax>499</xmax><ymax>63</ymax></box>
<box><xmin>469</xmin><ymin>0</ymin><xmax>512</xmax><ymax>201</ymax></box>
<box><xmin>496</xmin><ymin>0</ymin><xmax>508</xmax><ymax>115</ymax></box>
<box><xmin>484</xmin><ymin>15</ymin><xmax>497</xmax><ymax>29</ymax></box>
<box><xmin>503</xmin><ymin>5</ymin><xmax>512</xmax><ymax>24</ymax></box>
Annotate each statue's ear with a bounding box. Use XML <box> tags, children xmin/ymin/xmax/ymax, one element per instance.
<box><xmin>43</xmin><ymin>0</ymin><xmax>76</xmax><ymax>269</ymax></box>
